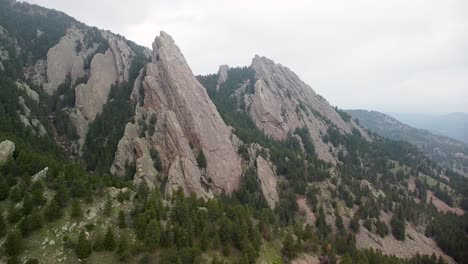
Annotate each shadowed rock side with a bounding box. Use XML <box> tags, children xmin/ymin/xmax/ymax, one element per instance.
<box><xmin>112</xmin><ymin>32</ymin><xmax>242</xmax><ymax>198</ymax></box>
<box><xmin>227</xmin><ymin>56</ymin><xmax>369</xmax><ymax>163</ymax></box>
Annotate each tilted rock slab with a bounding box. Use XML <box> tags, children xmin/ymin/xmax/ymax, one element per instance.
<box><xmin>239</xmin><ymin>55</ymin><xmax>369</xmax><ymax>163</ymax></box>
<box><xmin>112</xmin><ymin>32</ymin><xmax>242</xmax><ymax>198</ymax></box>
<box><xmin>256</xmin><ymin>156</ymin><xmax>279</xmax><ymax>209</ymax></box>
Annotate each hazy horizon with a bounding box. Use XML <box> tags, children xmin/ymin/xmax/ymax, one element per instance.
<box><xmin>22</xmin><ymin>0</ymin><xmax>468</xmax><ymax>114</ymax></box>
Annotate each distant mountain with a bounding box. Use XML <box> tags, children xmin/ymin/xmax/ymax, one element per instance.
<box><xmin>346</xmin><ymin>110</ymin><xmax>468</xmax><ymax>175</ymax></box>
<box><xmin>387</xmin><ymin>112</ymin><xmax>468</xmax><ymax>144</ymax></box>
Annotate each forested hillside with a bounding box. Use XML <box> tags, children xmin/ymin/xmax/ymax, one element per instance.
<box><xmin>346</xmin><ymin>110</ymin><xmax>468</xmax><ymax>176</ymax></box>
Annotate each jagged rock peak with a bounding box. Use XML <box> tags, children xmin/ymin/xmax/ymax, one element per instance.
<box><xmin>241</xmin><ymin>54</ymin><xmax>369</xmax><ymax>163</ymax></box>
<box><xmin>112</xmin><ymin>31</ymin><xmax>243</xmax><ymax>198</ymax></box>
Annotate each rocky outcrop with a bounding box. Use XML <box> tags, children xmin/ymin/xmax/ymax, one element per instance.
<box><xmin>256</xmin><ymin>156</ymin><xmax>279</xmax><ymax>209</ymax></box>
<box><xmin>112</xmin><ymin>32</ymin><xmax>242</xmax><ymax>198</ymax></box>
<box><xmin>16</xmin><ymin>81</ymin><xmax>39</xmax><ymax>103</ymax></box>
<box><xmin>71</xmin><ymin>34</ymin><xmax>136</xmax><ymax>152</ymax></box>
<box><xmin>32</xmin><ymin>167</ymin><xmax>48</xmax><ymax>182</ymax></box>
<box><xmin>0</xmin><ymin>140</ymin><xmax>15</xmax><ymax>164</ymax></box>
<box><xmin>238</xmin><ymin>55</ymin><xmax>369</xmax><ymax>163</ymax></box>
<box><xmin>17</xmin><ymin>96</ymin><xmax>47</xmax><ymax>136</ymax></box>
<box><xmin>216</xmin><ymin>65</ymin><xmax>229</xmax><ymax>91</ymax></box>
<box><xmin>42</xmin><ymin>27</ymin><xmax>89</xmax><ymax>94</ymax></box>
<box><xmin>75</xmin><ymin>49</ymin><xmax>118</xmax><ymax>121</ymax></box>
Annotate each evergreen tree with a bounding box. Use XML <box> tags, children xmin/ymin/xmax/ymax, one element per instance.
<box><xmin>4</xmin><ymin>230</ymin><xmax>23</xmax><ymax>256</ymax></box>
<box><xmin>76</xmin><ymin>230</ymin><xmax>92</xmax><ymax>259</ymax></box>
<box><xmin>104</xmin><ymin>226</ymin><xmax>116</xmax><ymax>251</ymax></box>
<box><xmin>0</xmin><ymin>179</ymin><xmax>9</xmax><ymax>201</ymax></box>
<box><xmin>104</xmin><ymin>195</ymin><xmax>113</xmax><ymax>217</ymax></box>
<box><xmin>282</xmin><ymin>232</ymin><xmax>298</xmax><ymax>261</ymax></box>
<box><xmin>19</xmin><ymin>216</ymin><xmax>32</xmax><ymax>237</ymax></box>
<box><xmin>390</xmin><ymin>214</ymin><xmax>405</xmax><ymax>241</ymax></box>
<box><xmin>70</xmin><ymin>199</ymin><xmax>83</xmax><ymax>219</ymax></box>
<box><xmin>144</xmin><ymin>220</ymin><xmax>161</xmax><ymax>250</ymax></box>
<box><xmin>118</xmin><ymin>210</ymin><xmax>127</xmax><ymax>229</ymax></box>
<box><xmin>44</xmin><ymin>200</ymin><xmax>62</xmax><ymax>222</ymax></box>
<box><xmin>7</xmin><ymin>205</ymin><xmax>22</xmax><ymax>224</ymax></box>
<box><xmin>0</xmin><ymin>210</ymin><xmax>6</xmax><ymax>238</ymax></box>
<box><xmin>117</xmin><ymin>233</ymin><xmax>131</xmax><ymax>261</ymax></box>
<box><xmin>54</xmin><ymin>184</ymin><xmax>70</xmax><ymax>208</ymax></box>
<box><xmin>197</xmin><ymin>149</ymin><xmax>207</xmax><ymax>169</ymax></box>
<box><xmin>349</xmin><ymin>214</ymin><xmax>360</xmax><ymax>233</ymax></box>
<box><xmin>21</xmin><ymin>194</ymin><xmax>33</xmax><ymax>216</ymax></box>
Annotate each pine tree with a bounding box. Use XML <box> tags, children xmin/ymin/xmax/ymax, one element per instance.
<box><xmin>104</xmin><ymin>195</ymin><xmax>112</xmax><ymax>217</ymax></box>
<box><xmin>118</xmin><ymin>210</ymin><xmax>127</xmax><ymax>229</ymax></box>
<box><xmin>104</xmin><ymin>226</ymin><xmax>116</xmax><ymax>251</ymax></box>
<box><xmin>0</xmin><ymin>212</ymin><xmax>6</xmax><ymax>238</ymax></box>
<box><xmin>44</xmin><ymin>200</ymin><xmax>62</xmax><ymax>222</ymax></box>
<box><xmin>21</xmin><ymin>194</ymin><xmax>33</xmax><ymax>216</ymax></box>
<box><xmin>117</xmin><ymin>233</ymin><xmax>130</xmax><ymax>260</ymax></box>
<box><xmin>349</xmin><ymin>214</ymin><xmax>360</xmax><ymax>233</ymax></box>
<box><xmin>197</xmin><ymin>149</ymin><xmax>207</xmax><ymax>169</ymax></box>
<box><xmin>144</xmin><ymin>220</ymin><xmax>161</xmax><ymax>249</ymax></box>
<box><xmin>282</xmin><ymin>232</ymin><xmax>297</xmax><ymax>261</ymax></box>
<box><xmin>390</xmin><ymin>213</ymin><xmax>405</xmax><ymax>241</ymax></box>
<box><xmin>76</xmin><ymin>231</ymin><xmax>92</xmax><ymax>259</ymax></box>
<box><xmin>70</xmin><ymin>199</ymin><xmax>83</xmax><ymax>219</ymax></box>
<box><xmin>0</xmin><ymin>179</ymin><xmax>9</xmax><ymax>201</ymax></box>
<box><xmin>19</xmin><ymin>216</ymin><xmax>31</xmax><ymax>237</ymax></box>
<box><xmin>54</xmin><ymin>184</ymin><xmax>70</xmax><ymax>208</ymax></box>
<box><xmin>4</xmin><ymin>230</ymin><xmax>23</xmax><ymax>256</ymax></box>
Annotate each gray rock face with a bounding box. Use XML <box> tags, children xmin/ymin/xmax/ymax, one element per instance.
<box><xmin>75</xmin><ymin>48</ymin><xmax>118</xmax><ymax>121</ymax></box>
<box><xmin>42</xmin><ymin>27</ymin><xmax>88</xmax><ymax>94</ymax></box>
<box><xmin>256</xmin><ymin>156</ymin><xmax>279</xmax><ymax>209</ymax></box>
<box><xmin>241</xmin><ymin>56</ymin><xmax>369</xmax><ymax>163</ymax></box>
<box><xmin>112</xmin><ymin>32</ymin><xmax>242</xmax><ymax>198</ymax></box>
<box><xmin>71</xmin><ymin>34</ymin><xmax>136</xmax><ymax>152</ymax></box>
<box><xmin>0</xmin><ymin>140</ymin><xmax>15</xmax><ymax>164</ymax></box>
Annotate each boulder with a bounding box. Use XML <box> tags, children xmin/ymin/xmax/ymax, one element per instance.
<box><xmin>0</xmin><ymin>140</ymin><xmax>15</xmax><ymax>164</ymax></box>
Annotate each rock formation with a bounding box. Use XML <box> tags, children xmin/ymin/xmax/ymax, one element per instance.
<box><xmin>256</xmin><ymin>156</ymin><xmax>279</xmax><ymax>208</ymax></box>
<box><xmin>223</xmin><ymin>55</ymin><xmax>369</xmax><ymax>163</ymax></box>
<box><xmin>42</xmin><ymin>27</ymin><xmax>90</xmax><ymax>94</ymax></box>
<box><xmin>112</xmin><ymin>32</ymin><xmax>242</xmax><ymax>197</ymax></box>
<box><xmin>0</xmin><ymin>140</ymin><xmax>15</xmax><ymax>164</ymax></box>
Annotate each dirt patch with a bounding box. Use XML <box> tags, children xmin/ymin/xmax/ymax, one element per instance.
<box><xmin>292</xmin><ymin>254</ymin><xmax>320</xmax><ymax>264</ymax></box>
<box><xmin>427</xmin><ymin>190</ymin><xmax>464</xmax><ymax>216</ymax></box>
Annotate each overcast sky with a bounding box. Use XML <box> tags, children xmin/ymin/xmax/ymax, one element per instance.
<box><xmin>23</xmin><ymin>0</ymin><xmax>468</xmax><ymax>113</ymax></box>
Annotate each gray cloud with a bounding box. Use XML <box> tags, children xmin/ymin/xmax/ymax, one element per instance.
<box><xmin>23</xmin><ymin>0</ymin><xmax>468</xmax><ymax>113</ymax></box>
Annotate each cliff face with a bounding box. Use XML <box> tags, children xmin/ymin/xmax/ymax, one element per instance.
<box><xmin>218</xmin><ymin>56</ymin><xmax>369</xmax><ymax>163</ymax></box>
<box><xmin>112</xmin><ymin>32</ymin><xmax>243</xmax><ymax>197</ymax></box>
